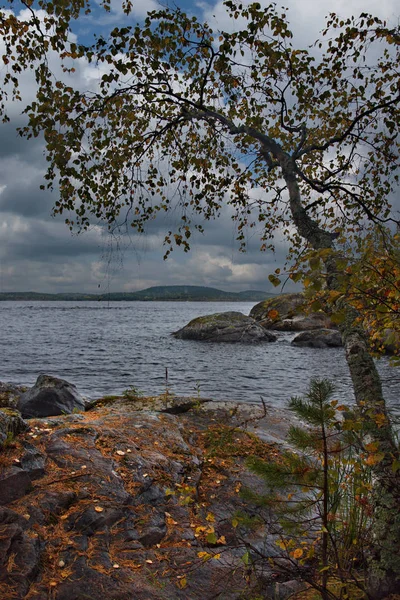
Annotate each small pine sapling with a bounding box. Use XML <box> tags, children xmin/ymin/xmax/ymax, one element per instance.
<box><xmin>245</xmin><ymin>379</ymin><xmax>372</xmax><ymax>600</ymax></box>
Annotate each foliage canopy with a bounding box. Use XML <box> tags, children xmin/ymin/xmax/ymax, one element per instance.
<box><xmin>0</xmin><ymin>0</ymin><xmax>399</xmax><ymax>258</ymax></box>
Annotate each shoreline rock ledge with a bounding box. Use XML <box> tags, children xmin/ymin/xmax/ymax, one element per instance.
<box><xmin>0</xmin><ymin>391</ymin><xmax>306</xmax><ymax>600</ymax></box>
<box><xmin>173</xmin><ymin>311</ymin><xmax>277</xmax><ymax>343</ymax></box>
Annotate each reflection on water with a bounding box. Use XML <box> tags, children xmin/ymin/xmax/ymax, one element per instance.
<box><xmin>0</xmin><ymin>301</ymin><xmax>398</xmax><ymax>413</ymax></box>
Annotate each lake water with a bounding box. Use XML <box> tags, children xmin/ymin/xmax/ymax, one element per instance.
<box><xmin>0</xmin><ymin>301</ymin><xmax>398</xmax><ymax>412</ymax></box>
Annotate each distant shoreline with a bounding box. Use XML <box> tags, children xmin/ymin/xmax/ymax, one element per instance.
<box><xmin>0</xmin><ymin>298</ymin><xmax>265</xmax><ymax>302</ymax></box>
<box><xmin>0</xmin><ymin>285</ymin><xmax>275</xmax><ymax>303</ymax></box>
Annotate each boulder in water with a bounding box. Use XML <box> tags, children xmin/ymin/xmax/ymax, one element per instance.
<box><xmin>173</xmin><ymin>311</ymin><xmax>277</xmax><ymax>343</ymax></box>
<box><xmin>250</xmin><ymin>293</ymin><xmax>335</xmax><ymax>331</ymax></box>
<box><xmin>17</xmin><ymin>374</ymin><xmax>85</xmax><ymax>418</ymax></box>
<box><xmin>291</xmin><ymin>329</ymin><xmax>343</xmax><ymax>348</ymax></box>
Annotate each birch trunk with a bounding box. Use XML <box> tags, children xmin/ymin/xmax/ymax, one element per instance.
<box><xmin>279</xmin><ymin>153</ymin><xmax>400</xmax><ymax>598</ymax></box>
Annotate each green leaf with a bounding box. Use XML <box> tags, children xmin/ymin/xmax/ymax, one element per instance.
<box><xmin>206</xmin><ymin>532</ymin><xmax>217</xmax><ymax>544</ymax></box>
<box><xmin>310</xmin><ymin>299</ymin><xmax>323</xmax><ymax>312</ymax></box>
<box><xmin>309</xmin><ymin>256</ymin><xmax>320</xmax><ymax>270</ymax></box>
<box><xmin>392</xmin><ymin>459</ymin><xmax>400</xmax><ymax>474</ymax></box>
<box><xmin>290</xmin><ymin>272</ymin><xmax>303</xmax><ymax>283</ymax></box>
<box><xmin>268</xmin><ymin>274</ymin><xmax>281</xmax><ymax>287</ymax></box>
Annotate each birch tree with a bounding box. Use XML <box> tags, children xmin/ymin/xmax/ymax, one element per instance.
<box><xmin>1</xmin><ymin>1</ymin><xmax>399</xmax><ymax>594</ymax></box>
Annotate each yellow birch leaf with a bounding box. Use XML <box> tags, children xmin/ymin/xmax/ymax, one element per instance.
<box><xmin>197</xmin><ymin>551</ymin><xmax>212</xmax><ymax>561</ymax></box>
<box><xmin>365</xmin><ymin>452</ymin><xmax>385</xmax><ymax>466</ymax></box>
<box><xmin>206</xmin><ymin>512</ymin><xmax>215</xmax><ymax>522</ymax></box>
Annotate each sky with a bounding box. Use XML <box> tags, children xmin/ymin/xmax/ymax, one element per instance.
<box><xmin>0</xmin><ymin>0</ymin><xmax>398</xmax><ymax>294</ymax></box>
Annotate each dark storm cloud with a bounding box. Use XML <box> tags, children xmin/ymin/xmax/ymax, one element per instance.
<box><xmin>0</xmin><ymin>121</ymin><xmax>44</xmax><ymax>159</ymax></box>
<box><xmin>1</xmin><ymin>220</ymin><xmax>103</xmax><ymax>260</ymax></box>
<box><xmin>0</xmin><ymin>177</ymin><xmax>55</xmax><ymax>218</ymax></box>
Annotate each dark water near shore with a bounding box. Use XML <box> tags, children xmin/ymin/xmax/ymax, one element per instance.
<box><xmin>0</xmin><ymin>301</ymin><xmax>398</xmax><ymax>412</ymax></box>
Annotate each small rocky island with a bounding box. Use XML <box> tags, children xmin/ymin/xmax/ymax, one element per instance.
<box><xmin>173</xmin><ymin>293</ymin><xmax>342</xmax><ymax>349</ymax></box>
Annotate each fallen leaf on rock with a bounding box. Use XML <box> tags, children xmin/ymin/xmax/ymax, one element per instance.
<box><xmin>177</xmin><ymin>576</ymin><xmax>187</xmax><ymax>589</ymax></box>
<box><xmin>206</xmin><ymin>513</ymin><xmax>215</xmax><ymax>522</ymax></box>
<box><xmin>217</xmin><ymin>536</ymin><xmax>226</xmax><ymax>545</ymax></box>
<box><xmin>197</xmin><ymin>551</ymin><xmax>212</xmax><ymax>561</ymax></box>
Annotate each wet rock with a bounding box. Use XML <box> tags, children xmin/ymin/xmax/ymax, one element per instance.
<box><xmin>0</xmin><ymin>381</ymin><xmax>28</xmax><ymax>408</ymax></box>
<box><xmin>0</xmin><ymin>507</ymin><xmax>42</xmax><ymax>597</ymax></box>
<box><xmin>46</xmin><ymin>427</ymin><xmax>131</xmax><ymax>504</ymax></box>
<box><xmin>291</xmin><ymin>329</ymin><xmax>343</xmax><ymax>348</ymax></box>
<box><xmin>68</xmin><ymin>506</ymin><xmax>127</xmax><ymax>536</ymax></box>
<box><xmin>173</xmin><ymin>311</ymin><xmax>277</xmax><ymax>343</ymax></box>
<box><xmin>18</xmin><ymin>374</ymin><xmax>85</xmax><ymax>418</ymax></box>
<box><xmin>251</xmin><ymin>293</ymin><xmax>335</xmax><ymax>331</ymax></box>
<box><xmin>20</xmin><ymin>441</ymin><xmax>46</xmax><ymax>479</ymax></box>
<box><xmin>0</xmin><ymin>407</ymin><xmax>29</xmax><ymax>446</ymax></box>
<box><xmin>139</xmin><ymin>522</ymin><xmax>167</xmax><ymax>547</ymax></box>
<box><xmin>0</xmin><ymin>466</ymin><xmax>32</xmax><ymax>505</ymax></box>
<box><xmin>40</xmin><ymin>490</ymin><xmax>77</xmax><ymax>516</ymax></box>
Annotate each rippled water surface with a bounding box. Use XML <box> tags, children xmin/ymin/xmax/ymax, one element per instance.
<box><xmin>0</xmin><ymin>301</ymin><xmax>398</xmax><ymax>411</ymax></box>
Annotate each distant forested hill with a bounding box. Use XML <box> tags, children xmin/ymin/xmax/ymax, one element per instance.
<box><xmin>0</xmin><ymin>286</ymin><xmax>274</xmax><ymax>302</ymax></box>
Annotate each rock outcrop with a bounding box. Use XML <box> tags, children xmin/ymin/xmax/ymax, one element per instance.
<box><xmin>0</xmin><ymin>407</ymin><xmax>29</xmax><ymax>447</ymax></box>
<box><xmin>291</xmin><ymin>329</ymin><xmax>343</xmax><ymax>349</ymax></box>
<box><xmin>0</xmin><ymin>396</ymin><xmax>298</xmax><ymax>600</ymax></box>
<box><xmin>17</xmin><ymin>374</ymin><xmax>86</xmax><ymax>418</ymax></box>
<box><xmin>250</xmin><ymin>294</ymin><xmax>335</xmax><ymax>332</ymax></box>
<box><xmin>173</xmin><ymin>311</ymin><xmax>277</xmax><ymax>343</ymax></box>
<box><xmin>0</xmin><ymin>382</ymin><xmax>27</xmax><ymax>409</ymax></box>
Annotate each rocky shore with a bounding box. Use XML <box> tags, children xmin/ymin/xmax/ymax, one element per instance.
<box><xmin>0</xmin><ymin>378</ymin><xmax>304</xmax><ymax>600</ymax></box>
<box><xmin>173</xmin><ymin>294</ymin><xmax>343</xmax><ymax>348</ymax></box>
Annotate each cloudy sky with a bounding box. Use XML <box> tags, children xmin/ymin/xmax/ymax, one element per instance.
<box><xmin>0</xmin><ymin>0</ymin><xmax>398</xmax><ymax>294</ymax></box>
